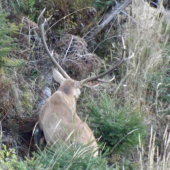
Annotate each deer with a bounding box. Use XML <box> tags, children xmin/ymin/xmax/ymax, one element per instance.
<box><xmin>36</xmin><ymin>8</ymin><xmax>126</xmax><ymax>157</ymax></box>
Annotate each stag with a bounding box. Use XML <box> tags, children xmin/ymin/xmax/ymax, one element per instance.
<box><xmin>36</xmin><ymin>9</ymin><xmax>126</xmax><ymax>156</ymax></box>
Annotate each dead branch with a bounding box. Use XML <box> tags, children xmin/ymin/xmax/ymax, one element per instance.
<box><xmin>85</xmin><ymin>0</ymin><xmax>132</xmax><ymax>41</ymax></box>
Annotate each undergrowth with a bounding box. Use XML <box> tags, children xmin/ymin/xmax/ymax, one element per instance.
<box><xmin>0</xmin><ymin>143</ymin><xmax>112</xmax><ymax>170</ymax></box>
<box><xmin>0</xmin><ymin>12</ymin><xmax>18</xmax><ymax>66</ymax></box>
<box><xmin>87</xmin><ymin>94</ymin><xmax>146</xmax><ymax>155</ymax></box>
<box><xmin>1</xmin><ymin>0</ymin><xmax>170</xmax><ymax>170</ymax></box>
<box><xmin>122</xmin><ymin>1</ymin><xmax>170</xmax><ymax>115</ymax></box>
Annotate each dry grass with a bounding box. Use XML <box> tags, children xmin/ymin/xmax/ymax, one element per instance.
<box><xmin>138</xmin><ymin>126</ymin><xmax>170</xmax><ymax>170</ymax></box>
<box><xmin>120</xmin><ymin>0</ymin><xmax>170</xmax><ymax>114</ymax></box>
<box><xmin>1</xmin><ymin>1</ymin><xmax>170</xmax><ymax>169</ymax></box>
<box><xmin>117</xmin><ymin>1</ymin><xmax>170</xmax><ymax>169</ymax></box>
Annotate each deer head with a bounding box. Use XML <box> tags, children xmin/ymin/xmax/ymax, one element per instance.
<box><xmin>37</xmin><ymin>9</ymin><xmax>126</xmax><ymax>156</ymax></box>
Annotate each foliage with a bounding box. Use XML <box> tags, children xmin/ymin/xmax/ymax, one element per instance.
<box><xmin>0</xmin><ymin>143</ymin><xmax>113</xmax><ymax>170</ymax></box>
<box><xmin>0</xmin><ymin>145</ymin><xmax>27</xmax><ymax>170</ymax></box>
<box><xmin>3</xmin><ymin>0</ymin><xmax>37</xmax><ymax>21</ymax></box>
<box><xmin>87</xmin><ymin>95</ymin><xmax>146</xmax><ymax>155</ymax></box>
<box><xmin>0</xmin><ymin>73</ymin><xmax>13</xmax><ymax>117</ymax></box>
<box><xmin>0</xmin><ymin>12</ymin><xmax>18</xmax><ymax>67</ymax></box>
<box><xmin>17</xmin><ymin>0</ymin><xmax>37</xmax><ymax>21</ymax></box>
<box><xmin>21</xmin><ymin>89</ymin><xmax>34</xmax><ymax>113</ymax></box>
<box><xmin>121</xmin><ymin>1</ymin><xmax>170</xmax><ymax>117</ymax></box>
<box><xmin>40</xmin><ymin>0</ymin><xmax>94</xmax><ymax>34</ymax></box>
<box><xmin>32</xmin><ymin>143</ymin><xmax>112</xmax><ymax>170</ymax></box>
<box><xmin>93</xmin><ymin>0</ymin><xmax>115</xmax><ymax>9</ymax></box>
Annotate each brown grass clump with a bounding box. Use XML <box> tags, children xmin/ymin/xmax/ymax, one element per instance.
<box><xmin>121</xmin><ymin>0</ymin><xmax>170</xmax><ymax>113</ymax></box>
<box><xmin>55</xmin><ymin>34</ymin><xmax>101</xmax><ymax>79</ymax></box>
<box><xmin>0</xmin><ymin>73</ymin><xmax>13</xmax><ymax>118</ymax></box>
<box><xmin>138</xmin><ymin>126</ymin><xmax>170</xmax><ymax>170</ymax></box>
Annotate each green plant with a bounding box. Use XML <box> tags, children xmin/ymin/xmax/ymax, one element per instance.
<box><xmin>0</xmin><ymin>12</ymin><xmax>18</xmax><ymax>66</ymax></box>
<box><xmin>0</xmin><ymin>145</ymin><xmax>27</xmax><ymax>170</ymax></box>
<box><xmin>19</xmin><ymin>0</ymin><xmax>37</xmax><ymax>20</ymax></box>
<box><xmin>7</xmin><ymin>0</ymin><xmax>38</xmax><ymax>21</ymax></box>
<box><xmin>31</xmin><ymin>143</ymin><xmax>112</xmax><ymax>170</ymax></box>
<box><xmin>87</xmin><ymin>95</ymin><xmax>146</xmax><ymax>155</ymax></box>
<box><xmin>93</xmin><ymin>0</ymin><xmax>114</xmax><ymax>8</ymax></box>
<box><xmin>0</xmin><ymin>142</ymin><xmax>113</xmax><ymax>170</ymax></box>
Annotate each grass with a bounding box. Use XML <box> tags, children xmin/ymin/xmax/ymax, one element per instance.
<box><xmin>1</xmin><ymin>0</ymin><xmax>170</xmax><ymax>169</ymax></box>
<box><xmin>138</xmin><ymin>126</ymin><xmax>170</xmax><ymax>170</ymax></box>
<box><xmin>0</xmin><ymin>142</ymin><xmax>113</xmax><ymax>170</ymax></box>
<box><xmin>122</xmin><ymin>1</ymin><xmax>170</xmax><ymax>115</ymax></box>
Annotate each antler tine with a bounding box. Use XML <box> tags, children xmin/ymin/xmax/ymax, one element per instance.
<box><xmin>98</xmin><ymin>76</ymin><xmax>115</xmax><ymax>83</ymax></box>
<box><xmin>38</xmin><ymin>8</ymin><xmax>70</xmax><ymax>79</ymax></box>
<box><xmin>81</xmin><ymin>36</ymin><xmax>126</xmax><ymax>85</ymax></box>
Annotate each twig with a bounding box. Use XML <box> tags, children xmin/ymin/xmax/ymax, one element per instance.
<box><xmin>99</xmin><ymin>0</ymin><xmax>132</xmax><ymax>31</ymax></box>
<box><xmin>63</xmin><ymin>35</ymin><xmax>73</xmax><ymax>63</ymax></box>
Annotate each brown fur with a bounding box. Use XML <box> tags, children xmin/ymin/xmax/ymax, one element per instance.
<box><xmin>58</xmin><ymin>80</ymin><xmax>75</xmax><ymax>95</ymax></box>
<box><xmin>39</xmin><ymin>79</ymin><xmax>98</xmax><ymax>156</ymax></box>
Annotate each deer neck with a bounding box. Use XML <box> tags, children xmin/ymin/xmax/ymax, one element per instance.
<box><xmin>63</xmin><ymin>92</ymin><xmax>76</xmax><ymax>114</ymax></box>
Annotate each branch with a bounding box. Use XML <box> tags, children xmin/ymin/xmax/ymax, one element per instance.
<box><xmin>85</xmin><ymin>0</ymin><xmax>132</xmax><ymax>41</ymax></box>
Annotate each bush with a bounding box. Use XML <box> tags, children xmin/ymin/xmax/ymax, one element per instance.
<box><xmin>0</xmin><ymin>145</ymin><xmax>27</xmax><ymax>170</ymax></box>
<box><xmin>87</xmin><ymin>95</ymin><xmax>147</xmax><ymax>155</ymax></box>
<box><xmin>0</xmin><ymin>12</ymin><xmax>18</xmax><ymax>66</ymax></box>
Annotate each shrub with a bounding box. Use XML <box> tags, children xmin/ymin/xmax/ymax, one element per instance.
<box><xmin>0</xmin><ymin>145</ymin><xmax>27</xmax><ymax>170</ymax></box>
<box><xmin>87</xmin><ymin>95</ymin><xmax>146</xmax><ymax>155</ymax></box>
<box><xmin>0</xmin><ymin>12</ymin><xmax>18</xmax><ymax>66</ymax></box>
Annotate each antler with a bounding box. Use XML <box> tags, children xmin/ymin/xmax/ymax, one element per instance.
<box><xmin>38</xmin><ymin>9</ymin><xmax>126</xmax><ymax>84</ymax></box>
<box><xmin>38</xmin><ymin>8</ymin><xmax>70</xmax><ymax>79</ymax></box>
<box><xmin>81</xmin><ymin>36</ymin><xmax>126</xmax><ymax>85</ymax></box>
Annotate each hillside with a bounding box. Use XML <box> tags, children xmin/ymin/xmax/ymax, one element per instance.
<box><xmin>0</xmin><ymin>0</ymin><xmax>170</xmax><ymax>169</ymax></box>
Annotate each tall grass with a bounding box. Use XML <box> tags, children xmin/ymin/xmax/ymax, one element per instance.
<box><xmin>32</xmin><ymin>143</ymin><xmax>111</xmax><ymax>170</ymax></box>
<box><xmin>115</xmin><ymin>1</ymin><xmax>170</xmax><ymax>169</ymax></box>
<box><xmin>138</xmin><ymin>126</ymin><xmax>170</xmax><ymax>170</ymax></box>
<box><xmin>121</xmin><ymin>0</ymin><xmax>170</xmax><ymax>115</ymax></box>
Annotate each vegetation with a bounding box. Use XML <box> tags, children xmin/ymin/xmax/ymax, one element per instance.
<box><xmin>0</xmin><ymin>0</ymin><xmax>170</xmax><ymax>169</ymax></box>
<box><xmin>0</xmin><ymin>12</ymin><xmax>18</xmax><ymax>66</ymax></box>
<box><xmin>87</xmin><ymin>95</ymin><xmax>146</xmax><ymax>155</ymax></box>
<box><xmin>0</xmin><ymin>143</ymin><xmax>112</xmax><ymax>170</ymax></box>
<box><xmin>32</xmin><ymin>144</ymin><xmax>111</xmax><ymax>170</ymax></box>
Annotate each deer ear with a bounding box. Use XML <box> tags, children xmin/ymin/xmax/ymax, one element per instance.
<box><xmin>53</xmin><ymin>68</ymin><xmax>66</xmax><ymax>84</ymax></box>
